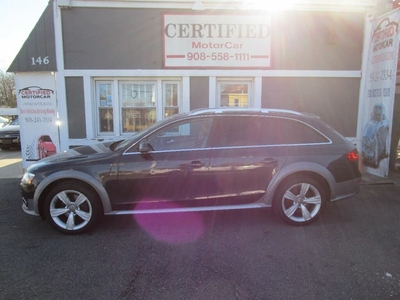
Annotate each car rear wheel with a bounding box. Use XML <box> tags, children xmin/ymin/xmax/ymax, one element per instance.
<box><xmin>274</xmin><ymin>176</ymin><xmax>326</xmax><ymax>226</ymax></box>
<box><xmin>44</xmin><ymin>182</ymin><xmax>101</xmax><ymax>234</ymax></box>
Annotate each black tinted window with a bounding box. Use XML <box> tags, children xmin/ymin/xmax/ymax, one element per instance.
<box><xmin>147</xmin><ymin>117</ymin><xmax>213</xmax><ymax>151</ymax></box>
<box><xmin>274</xmin><ymin>118</ymin><xmax>328</xmax><ymax>144</ymax></box>
<box><xmin>214</xmin><ymin>116</ymin><xmax>328</xmax><ymax>147</ymax></box>
<box><xmin>214</xmin><ymin>116</ymin><xmax>259</xmax><ymax>147</ymax></box>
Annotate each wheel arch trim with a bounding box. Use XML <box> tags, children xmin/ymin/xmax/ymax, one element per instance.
<box><xmin>33</xmin><ymin>170</ymin><xmax>112</xmax><ymax>215</ymax></box>
<box><xmin>265</xmin><ymin>162</ymin><xmax>336</xmax><ymax>204</ymax></box>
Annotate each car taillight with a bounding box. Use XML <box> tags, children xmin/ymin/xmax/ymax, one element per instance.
<box><xmin>347</xmin><ymin>149</ymin><xmax>359</xmax><ymax>162</ymax></box>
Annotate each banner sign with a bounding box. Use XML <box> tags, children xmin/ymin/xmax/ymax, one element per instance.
<box><xmin>358</xmin><ymin>9</ymin><xmax>400</xmax><ymax>177</ymax></box>
<box><xmin>16</xmin><ymin>73</ymin><xmax>59</xmax><ymax>169</ymax></box>
<box><xmin>163</xmin><ymin>14</ymin><xmax>271</xmax><ymax>69</ymax></box>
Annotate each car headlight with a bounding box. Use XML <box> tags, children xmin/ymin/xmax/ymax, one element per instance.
<box><xmin>21</xmin><ymin>172</ymin><xmax>35</xmax><ymax>185</ymax></box>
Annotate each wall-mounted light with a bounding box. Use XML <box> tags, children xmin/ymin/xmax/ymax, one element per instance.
<box><xmin>192</xmin><ymin>0</ymin><xmax>205</xmax><ymax>10</ymax></box>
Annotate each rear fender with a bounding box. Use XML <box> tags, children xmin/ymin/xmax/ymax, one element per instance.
<box><xmin>262</xmin><ymin>162</ymin><xmax>336</xmax><ymax>205</ymax></box>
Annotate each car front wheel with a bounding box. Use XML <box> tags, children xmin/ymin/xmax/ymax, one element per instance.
<box><xmin>44</xmin><ymin>182</ymin><xmax>101</xmax><ymax>234</ymax></box>
<box><xmin>274</xmin><ymin>176</ymin><xmax>326</xmax><ymax>226</ymax></box>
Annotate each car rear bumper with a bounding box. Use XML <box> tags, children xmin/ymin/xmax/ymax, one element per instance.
<box><xmin>331</xmin><ymin>177</ymin><xmax>361</xmax><ymax>201</ymax></box>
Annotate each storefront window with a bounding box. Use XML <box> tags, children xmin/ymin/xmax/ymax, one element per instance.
<box><xmin>218</xmin><ymin>82</ymin><xmax>250</xmax><ymax>107</ymax></box>
<box><xmin>164</xmin><ymin>82</ymin><xmax>179</xmax><ymax>118</ymax></box>
<box><xmin>120</xmin><ymin>82</ymin><xmax>156</xmax><ymax>133</ymax></box>
<box><xmin>95</xmin><ymin>80</ymin><xmax>181</xmax><ymax>137</ymax></box>
<box><xmin>97</xmin><ymin>82</ymin><xmax>114</xmax><ymax>133</ymax></box>
<box><xmin>121</xmin><ymin>108</ymin><xmax>156</xmax><ymax>132</ymax></box>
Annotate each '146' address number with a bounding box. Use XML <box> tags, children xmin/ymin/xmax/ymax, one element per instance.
<box><xmin>31</xmin><ymin>56</ymin><xmax>50</xmax><ymax>65</ymax></box>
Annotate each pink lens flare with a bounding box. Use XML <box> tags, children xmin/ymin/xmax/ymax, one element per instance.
<box><xmin>134</xmin><ymin>201</ymin><xmax>205</xmax><ymax>244</ymax></box>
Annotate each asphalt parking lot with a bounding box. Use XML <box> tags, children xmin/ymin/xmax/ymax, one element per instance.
<box><xmin>1</xmin><ymin>150</ymin><xmax>400</xmax><ymax>299</ymax></box>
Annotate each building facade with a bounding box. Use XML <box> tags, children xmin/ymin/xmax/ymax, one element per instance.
<box><xmin>8</xmin><ymin>0</ymin><xmax>390</xmax><ymax>167</ymax></box>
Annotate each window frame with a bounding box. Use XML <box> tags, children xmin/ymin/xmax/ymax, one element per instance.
<box><xmin>163</xmin><ymin>81</ymin><xmax>181</xmax><ymax>119</ymax></box>
<box><xmin>95</xmin><ymin>81</ymin><xmax>115</xmax><ymax>136</ymax></box>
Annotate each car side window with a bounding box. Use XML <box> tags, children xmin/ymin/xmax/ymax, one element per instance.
<box><xmin>146</xmin><ymin>117</ymin><xmax>213</xmax><ymax>151</ymax></box>
<box><xmin>213</xmin><ymin>116</ymin><xmax>328</xmax><ymax>147</ymax></box>
<box><xmin>214</xmin><ymin>116</ymin><xmax>263</xmax><ymax>147</ymax></box>
<box><xmin>271</xmin><ymin>118</ymin><xmax>329</xmax><ymax>144</ymax></box>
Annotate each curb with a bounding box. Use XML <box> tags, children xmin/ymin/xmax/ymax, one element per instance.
<box><xmin>361</xmin><ymin>171</ymin><xmax>399</xmax><ymax>186</ymax></box>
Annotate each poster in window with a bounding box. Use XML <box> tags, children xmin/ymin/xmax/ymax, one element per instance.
<box><xmin>99</xmin><ymin>83</ymin><xmax>112</xmax><ymax>107</ymax></box>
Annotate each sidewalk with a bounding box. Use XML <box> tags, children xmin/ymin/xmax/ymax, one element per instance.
<box><xmin>361</xmin><ymin>170</ymin><xmax>400</xmax><ymax>186</ymax></box>
<box><xmin>0</xmin><ymin>150</ymin><xmax>23</xmax><ymax>179</ymax></box>
<box><xmin>0</xmin><ymin>158</ymin><xmax>23</xmax><ymax>179</ymax></box>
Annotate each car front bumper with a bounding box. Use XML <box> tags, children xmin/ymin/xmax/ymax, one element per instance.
<box><xmin>22</xmin><ymin>197</ymin><xmax>40</xmax><ymax>216</ymax></box>
<box><xmin>0</xmin><ymin>137</ymin><xmax>20</xmax><ymax>145</ymax></box>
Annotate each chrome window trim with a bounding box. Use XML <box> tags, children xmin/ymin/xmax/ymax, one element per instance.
<box><xmin>121</xmin><ymin>140</ymin><xmax>332</xmax><ymax>156</ymax></box>
<box><xmin>122</xmin><ymin>147</ymin><xmax>212</xmax><ymax>156</ymax></box>
<box><xmin>210</xmin><ymin>142</ymin><xmax>333</xmax><ymax>151</ymax></box>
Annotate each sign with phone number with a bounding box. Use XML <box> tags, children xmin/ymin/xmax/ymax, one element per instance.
<box><xmin>358</xmin><ymin>8</ymin><xmax>400</xmax><ymax>178</ymax></box>
<box><xmin>24</xmin><ymin>116</ymin><xmax>53</xmax><ymax>123</ymax></box>
<box><xmin>163</xmin><ymin>14</ymin><xmax>271</xmax><ymax>68</ymax></box>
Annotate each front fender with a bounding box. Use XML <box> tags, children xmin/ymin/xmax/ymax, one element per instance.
<box><xmin>33</xmin><ymin>170</ymin><xmax>112</xmax><ymax>215</ymax></box>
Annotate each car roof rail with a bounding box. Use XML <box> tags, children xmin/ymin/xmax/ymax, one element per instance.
<box><xmin>189</xmin><ymin>107</ymin><xmax>304</xmax><ymax>116</ymax></box>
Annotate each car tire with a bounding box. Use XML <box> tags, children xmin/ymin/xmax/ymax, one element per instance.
<box><xmin>44</xmin><ymin>181</ymin><xmax>102</xmax><ymax>234</ymax></box>
<box><xmin>274</xmin><ymin>176</ymin><xmax>326</xmax><ymax>226</ymax></box>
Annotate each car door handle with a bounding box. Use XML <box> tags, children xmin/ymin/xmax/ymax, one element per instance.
<box><xmin>189</xmin><ymin>161</ymin><xmax>205</xmax><ymax>168</ymax></box>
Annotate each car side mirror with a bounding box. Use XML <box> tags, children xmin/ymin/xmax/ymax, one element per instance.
<box><xmin>138</xmin><ymin>141</ymin><xmax>153</xmax><ymax>153</ymax></box>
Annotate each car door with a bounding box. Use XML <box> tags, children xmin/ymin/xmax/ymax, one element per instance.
<box><xmin>116</xmin><ymin>117</ymin><xmax>213</xmax><ymax>208</ymax></box>
<box><xmin>207</xmin><ymin>115</ymin><xmax>288</xmax><ymax>205</ymax></box>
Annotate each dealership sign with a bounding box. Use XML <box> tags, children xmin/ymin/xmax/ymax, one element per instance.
<box><xmin>16</xmin><ymin>73</ymin><xmax>59</xmax><ymax>169</ymax></box>
<box><xmin>357</xmin><ymin>9</ymin><xmax>400</xmax><ymax>177</ymax></box>
<box><xmin>163</xmin><ymin>14</ymin><xmax>271</xmax><ymax>68</ymax></box>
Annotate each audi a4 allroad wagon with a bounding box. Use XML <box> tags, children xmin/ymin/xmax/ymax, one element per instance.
<box><xmin>20</xmin><ymin>108</ymin><xmax>361</xmax><ymax>234</ymax></box>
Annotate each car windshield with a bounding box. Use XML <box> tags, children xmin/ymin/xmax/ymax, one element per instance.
<box><xmin>41</xmin><ymin>136</ymin><xmax>52</xmax><ymax>142</ymax></box>
<box><xmin>9</xmin><ymin>118</ymin><xmax>19</xmax><ymax>125</ymax></box>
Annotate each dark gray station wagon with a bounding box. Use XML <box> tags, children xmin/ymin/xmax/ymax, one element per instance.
<box><xmin>21</xmin><ymin>108</ymin><xmax>361</xmax><ymax>234</ymax></box>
